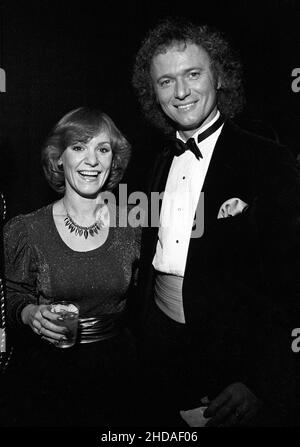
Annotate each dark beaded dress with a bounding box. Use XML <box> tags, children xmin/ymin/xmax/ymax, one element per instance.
<box><xmin>2</xmin><ymin>204</ymin><xmax>141</xmax><ymax>427</ymax></box>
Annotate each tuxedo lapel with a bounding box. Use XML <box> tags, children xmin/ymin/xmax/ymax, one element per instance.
<box><xmin>202</xmin><ymin>121</ymin><xmax>236</xmax><ymax>192</ymax></box>
<box><xmin>200</xmin><ymin>121</ymin><xmax>254</xmax><ymax>225</ymax></box>
<box><xmin>150</xmin><ymin>146</ymin><xmax>174</xmax><ymax>196</ymax></box>
<box><xmin>185</xmin><ymin>121</ymin><xmax>258</xmax><ymax>288</ymax></box>
<box><xmin>136</xmin><ymin>146</ymin><xmax>174</xmax><ymax>327</ymax></box>
<box><xmin>183</xmin><ymin>122</ymin><xmax>262</xmax><ymax>330</ymax></box>
<box><xmin>141</xmin><ymin>146</ymin><xmax>174</xmax><ymax>267</ymax></box>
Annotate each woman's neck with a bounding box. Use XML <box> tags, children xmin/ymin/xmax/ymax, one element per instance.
<box><xmin>62</xmin><ymin>191</ymin><xmax>105</xmax><ymax>224</ymax></box>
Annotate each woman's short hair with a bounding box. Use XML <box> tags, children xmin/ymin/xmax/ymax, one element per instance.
<box><xmin>41</xmin><ymin>107</ymin><xmax>131</xmax><ymax>194</ymax></box>
<box><xmin>132</xmin><ymin>17</ymin><xmax>245</xmax><ymax>135</ymax></box>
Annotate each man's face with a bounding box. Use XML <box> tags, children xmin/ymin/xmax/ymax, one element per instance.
<box><xmin>151</xmin><ymin>43</ymin><xmax>219</xmax><ymax>138</ymax></box>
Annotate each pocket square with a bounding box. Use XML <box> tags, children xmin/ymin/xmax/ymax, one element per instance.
<box><xmin>217</xmin><ymin>197</ymin><xmax>248</xmax><ymax>219</ymax></box>
<box><xmin>180</xmin><ymin>406</ymin><xmax>211</xmax><ymax>427</ymax></box>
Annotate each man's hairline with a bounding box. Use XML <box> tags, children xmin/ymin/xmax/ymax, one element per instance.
<box><xmin>149</xmin><ymin>39</ymin><xmax>219</xmax><ymax>88</ymax></box>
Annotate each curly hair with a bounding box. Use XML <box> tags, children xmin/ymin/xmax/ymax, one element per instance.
<box><xmin>132</xmin><ymin>17</ymin><xmax>245</xmax><ymax>134</ymax></box>
<box><xmin>41</xmin><ymin>107</ymin><xmax>131</xmax><ymax>194</ymax></box>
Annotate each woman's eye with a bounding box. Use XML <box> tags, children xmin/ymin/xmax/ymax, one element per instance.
<box><xmin>71</xmin><ymin>145</ymin><xmax>84</xmax><ymax>151</ymax></box>
<box><xmin>98</xmin><ymin>146</ymin><xmax>111</xmax><ymax>153</ymax></box>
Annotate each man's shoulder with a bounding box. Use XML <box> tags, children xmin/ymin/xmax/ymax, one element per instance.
<box><xmin>224</xmin><ymin>120</ymin><xmax>288</xmax><ymax>152</ymax></box>
<box><xmin>220</xmin><ymin>120</ymin><xmax>294</xmax><ymax>166</ymax></box>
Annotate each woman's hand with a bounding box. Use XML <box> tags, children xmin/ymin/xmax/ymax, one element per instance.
<box><xmin>21</xmin><ymin>304</ymin><xmax>68</xmax><ymax>345</ymax></box>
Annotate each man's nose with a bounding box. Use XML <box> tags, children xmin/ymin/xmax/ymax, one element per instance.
<box><xmin>175</xmin><ymin>78</ymin><xmax>190</xmax><ymax>99</ymax></box>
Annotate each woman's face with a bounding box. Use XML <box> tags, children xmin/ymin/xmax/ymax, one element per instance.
<box><xmin>60</xmin><ymin>131</ymin><xmax>113</xmax><ymax>198</ymax></box>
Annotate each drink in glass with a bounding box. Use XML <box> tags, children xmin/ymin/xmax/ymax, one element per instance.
<box><xmin>50</xmin><ymin>301</ymin><xmax>79</xmax><ymax>348</ymax></box>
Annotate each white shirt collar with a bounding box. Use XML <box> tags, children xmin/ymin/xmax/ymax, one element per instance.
<box><xmin>176</xmin><ymin>110</ymin><xmax>221</xmax><ymax>143</ymax></box>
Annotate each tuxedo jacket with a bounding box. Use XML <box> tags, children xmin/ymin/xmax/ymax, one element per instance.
<box><xmin>135</xmin><ymin>120</ymin><xmax>300</xmax><ymax>399</ymax></box>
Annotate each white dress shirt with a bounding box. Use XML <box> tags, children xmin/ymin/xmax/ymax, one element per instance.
<box><xmin>153</xmin><ymin>111</ymin><xmax>224</xmax><ymax>277</ymax></box>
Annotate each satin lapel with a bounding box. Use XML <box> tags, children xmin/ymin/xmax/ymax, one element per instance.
<box><xmin>185</xmin><ymin>121</ymin><xmax>253</xmax><ymax>274</ymax></box>
<box><xmin>150</xmin><ymin>146</ymin><xmax>174</xmax><ymax>196</ymax></box>
<box><xmin>201</xmin><ymin>122</ymin><xmax>245</xmax><ymax>225</ymax></box>
<box><xmin>144</xmin><ymin>146</ymin><xmax>174</xmax><ymax>259</ymax></box>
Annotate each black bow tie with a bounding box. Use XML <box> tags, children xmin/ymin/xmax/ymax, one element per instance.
<box><xmin>174</xmin><ymin>137</ymin><xmax>203</xmax><ymax>160</ymax></box>
<box><xmin>172</xmin><ymin>114</ymin><xmax>225</xmax><ymax>160</ymax></box>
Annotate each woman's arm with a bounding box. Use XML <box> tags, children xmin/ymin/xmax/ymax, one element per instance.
<box><xmin>4</xmin><ymin>215</ymin><xmax>67</xmax><ymax>345</ymax></box>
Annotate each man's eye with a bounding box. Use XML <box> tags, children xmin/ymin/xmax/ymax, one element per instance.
<box><xmin>159</xmin><ymin>79</ymin><xmax>171</xmax><ymax>87</ymax></box>
<box><xmin>189</xmin><ymin>71</ymin><xmax>200</xmax><ymax>79</ymax></box>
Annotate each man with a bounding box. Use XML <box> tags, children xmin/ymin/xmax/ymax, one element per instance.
<box><xmin>132</xmin><ymin>17</ymin><xmax>300</xmax><ymax>426</ymax></box>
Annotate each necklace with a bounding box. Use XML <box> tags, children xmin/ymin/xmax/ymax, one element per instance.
<box><xmin>63</xmin><ymin>201</ymin><xmax>104</xmax><ymax>239</ymax></box>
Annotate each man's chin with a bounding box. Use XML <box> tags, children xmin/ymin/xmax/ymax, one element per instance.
<box><xmin>177</xmin><ymin>121</ymin><xmax>202</xmax><ymax>132</ymax></box>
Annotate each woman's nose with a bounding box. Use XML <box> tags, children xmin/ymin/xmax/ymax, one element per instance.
<box><xmin>85</xmin><ymin>149</ymin><xmax>98</xmax><ymax>166</ymax></box>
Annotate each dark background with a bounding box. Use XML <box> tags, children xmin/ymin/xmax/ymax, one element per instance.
<box><xmin>0</xmin><ymin>0</ymin><xmax>299</xmax><ymax>219</ymax></box>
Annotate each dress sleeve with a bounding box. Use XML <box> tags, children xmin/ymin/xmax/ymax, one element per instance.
<box><xmin>4</xmin><ymin>215</ymin><xmax>38</xmax><ymax>329</ymax></box>
<box><xmin>132</xmin><ymin>224</ymin><xmax>142</xmax><ymax>286</ymax></box>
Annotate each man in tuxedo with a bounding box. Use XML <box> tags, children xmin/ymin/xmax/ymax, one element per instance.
<box><xmin>132</xmin><ymin>18</ymin><xmax>300</xmax><ymax>426</ymax></box>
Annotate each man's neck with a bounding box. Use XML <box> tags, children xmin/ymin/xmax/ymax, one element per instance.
<box><xmin>177</xmin><ymin>109</ymin><xmax>220</xmax><ymax>142</ymax></box>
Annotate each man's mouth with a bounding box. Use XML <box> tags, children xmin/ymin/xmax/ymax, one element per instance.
<box><xmin>78</xmin><ymin>170</ymin><xmax>101</xmax><ymax>180</ymax></box>
<box><xmin>175</xmin><ymin>101</ymin><xmax>197</xmax><ymax>111</ymax></box>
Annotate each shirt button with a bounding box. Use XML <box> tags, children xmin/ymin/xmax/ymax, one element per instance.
<box><xmin>182</xmin><ymin>176</ymin><xmax>186</xmax><ymax>180</ymax></box>
<box><xmin>176</xmin><ymin>240</ymin><xmax>179</xmax><ymax>243</ymax></box>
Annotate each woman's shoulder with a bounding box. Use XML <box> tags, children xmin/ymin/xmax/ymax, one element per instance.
<box><xmin>109</xmin><ymin>204</ymin><xmax>141</xmax><ymax>249</ymax></box>
<box><xmin>4</xmin><ymin>204</ymin><xmax>54</xmax><ymax>264</ymax></box>
<box><xmin>4</xmin><ymin>204</ymin><xmax>53</xmax><ymax>239</ymax></box>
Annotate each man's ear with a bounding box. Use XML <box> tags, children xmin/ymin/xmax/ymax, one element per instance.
<box><xmin>216</xmin><ymin>78</ymin><xmax>222</xmax><ymax>90</ymax></box>
<box><xmin>154</xmin><ymin>90</ymin><xmax>160</xmax><ymax>103</ymax></box>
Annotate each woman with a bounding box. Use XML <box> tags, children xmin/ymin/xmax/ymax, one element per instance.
<box><xmin>3</xmin><ymin>107</ymin><xmax>141</xmax><ymax>426</ymax></box>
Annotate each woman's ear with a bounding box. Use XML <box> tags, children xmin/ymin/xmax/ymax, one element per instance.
<box><xmin>57</xmin><ymin>158</ymin><xmax>64</xmax><ymax>170</ymax></box>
